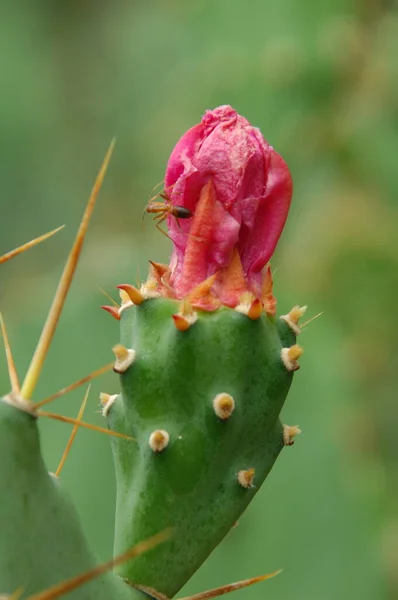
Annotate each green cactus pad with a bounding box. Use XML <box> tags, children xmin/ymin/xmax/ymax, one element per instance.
<box><xmin>0</xmin><ymin>398</ymin><xmax>144</xmax><ymax>600</ymax></box>
<box><xmin>107</xmin><ymin>297</ymin><xmax>297</xmax><ymax>597</ymax></box>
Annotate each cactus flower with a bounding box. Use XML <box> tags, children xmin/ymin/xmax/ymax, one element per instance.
<box><xmin>164</xmin><ymin>105</ymin><xmax>293</xmax><ymax>309</ymax></box>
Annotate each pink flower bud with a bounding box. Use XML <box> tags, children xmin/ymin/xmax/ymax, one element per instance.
<box><xmin>164</xmin><ymin>105</ymin><xmax>292</xmax><ymax>309</ymax></box>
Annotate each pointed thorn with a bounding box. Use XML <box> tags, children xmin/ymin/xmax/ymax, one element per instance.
<box><xmin>235</xmin><ymin>293</ymin><xmax>262</xmax><ymax>319</ymax></box>
<box><xmin>0</xmin><ymin>225</ymin><xmax>65</xmax><ymax>265</ymax></box>
<box><xmin>281</xmin><ymin>344</ymin><xmax>304</xmax><ymax>371</ymax></box>
<box><xmin>178</xmin><ymin>570</ymin><xmax>282</xmax><ymax>600</ymax></box>
<box><xmin>149</xmin><ymin>260</ymin><xmax>171</xmax><ymax>279</ymax></box>
<box><xmin>187</xmin><ymin>273</ymin><xmax>219</xmax><ymax>308</ymax></box>
<box><xmin>38</xmin><ymin>410</ymin><xmax>135</xmax><ymax>441</ymax></box>
<box><xmin>283</xmin><ymin>424</ymin><xmax>302</xmax><ymax>446</ymax></box>
<box><xmin>99</xmin><ymin>392</ymin><xmax>118</xmax><ymax>417</ymax></box>
<box><xmin>149</xmin><ymin>429</ymin><xmax>170</xmax><ymax>452</ymax></box>
<box><xmin>237</xmin><ymin>468</ymin><xmax>255</xmax><ymax>489</ymax></box>
<box><xmin>55</xmin><ymin>385</ymin><xmax>90</xmax><ymax>477</ymax></box>
<box><xmin>172</xmin><ymin>313</ymin><xmax>195</xmax><ymax>332</ymax></box>
<box><xmin>20</xmin><ymin>139</ymin><xmax>116</xmax><ymax>401</ymax></box>
<box><xmin>34</xmin><ymin>362</ymin><xmax>113</xmax><ymax>409</ymax></box>
<box><xmin>280</xmin><ymin>305</ymin><xmax>307</xmax><ymax>335</ymax></box>
<box><xmin>0</xmin><ymin>312</ymin><xmax>21</xmax><ymax>394</ymax></box>
<box><xmin>213</xmin><ymin>393</ymin><xmax>235</xmax><ymax>420</ymax></box>
<box><xmin>112</xmin><ymin>344</ymin><xmax>136</xmax><ymax>373</ymax></box>
<box><xmin>117</xmin><ymin>284</ymin><xmax>145</xmax><ymax>306</ymax></box>
<box><xmin>101</xmin><ymin>305</ymin><xmax>121</xmax><ymax>320</ymax></box>
<box><xmin>247</xmin><ymin>298</ymin><xmax>263</xmax><ymax>320</ymax></box>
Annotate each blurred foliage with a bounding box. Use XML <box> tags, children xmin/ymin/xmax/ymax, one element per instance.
<box><xmin>1</xmin><ymin>0</ymin><xmax>397</xmax><ymax>598</ymax></box>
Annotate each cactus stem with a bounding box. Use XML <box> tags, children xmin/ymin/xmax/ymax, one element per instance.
<box><xmin>0</xmin><ymin>225</ymin><xmax>65</xmax><ymax>265</ymax></box>
<box><xmin>100</xmin><ymin>392</ymin><xmax>118</xmax><ymax>417</ymax></box>
<box><xmin>112</xmin><ymin>344</ymin><xmax>136</xmax><ymax>373</ymax></box>
<box><xmin>179</xmin><ymin>570</ymin><xmax>282</xmax><ymax>600</ymax></box>
<box><xmin>213</xmin><ymin>393</ymin><xmax>235</xmax><ymax>420</ymax></box>
<box><xmin>281</xmin><ymin>344</ymin><xmax>303</xmax><ymax>371</ymax></box>
<box><xmin>20</xmin><ymin>139</ymin><xmax>116</xmax><ymax>401</ymax></box>
<box><xmin>101</xmin><ymin>305</ymin><xmax>121</xmax><ymax>320</ymax></box>
<box><xmin>237</xmin><ymin>468</ymin><xmax>255</xmax><ymax>488</ymax></box>
<box><xmin>55</xmin><ymin>386</ymin><xmax>90</xmax><ymax>477</ymax></box>
<box><xmin>117</xmin><ymin>284</ymin><xmax>145</xmax><ymax>306</ymax></box>
<box><xmin>34</xmin><ymin>362</ymin><xmax>113</xmax><ymax>408</ymax></box>
<box><xmin>24</xmin><ymin>530</ymin><xmax>172</xmax><ymax>600</ymax></box>
<box><xmin>0</xmin><ymin>312</ymin><xmax>20</xmax><ymax>394</ymax></box>
<box><xmin>235</xmin><ymin>293</ymin><xmax>262</xmax><ymax>320</ymax></box>
<box><xmin>149</xmin><ymin>429</ymin><xmax>170</xmax><ymax>452</ymax></box>
<box><xmin>38</xmin><ymin>410</ymin><xmax>135</xmax><ymax>441</ymax></box>
<box><xmin>280</xmin><ymin>305</ymin><xmax>307</xmax><ymax>335</ymax></box>
<box><xmin>283</xmin><ymin>424</ymin><xmax>301</xmax><ymax>446</ymax></box>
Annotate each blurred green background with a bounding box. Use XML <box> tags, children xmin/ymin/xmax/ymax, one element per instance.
<box><xmin>1</xmin><ymin>1</ymin><xmax>397</xmax><ymax>598</ymax></box>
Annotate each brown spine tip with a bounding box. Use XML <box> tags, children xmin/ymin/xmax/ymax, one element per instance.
<box><xmin>281</xmin><ymin>344</ymin><xmax>304</xmax><ymax>371</ymax></box>
<box><xmin>213</xmin><ymin>393</ymin><xmax>235</xmax><ymax>419</ymax></box>
<box><xmin>283</xmin><ymin>424</ymin><xmax>302</xmax><ymax>446</ymax></box>
<box><xmin>280</xmin><ymin>305</ymin><xmax>307</xmax><ymax>335</ymax></box>
<box><xmin>237</xmin><ymin>468</ymin><xmax>255</xmax><ymax>488</ymax></box>
<box><xmin>149</xmin><ymin>429</ymin><xmax>170</xmax><ymax>452</ymax></box>
<box><xmin>117</xmin><ymin>284</ymin><xmax>145</xmax><ymax>306</ymax></box>
<box><xmin>112</xmin><ymin>344</ymin><xmax>136</xmax><ymax>373</ymax></box>
<box><xmin>101</xmin><ymin>305</ymin><xmax>121</xmax><ymax>321</ymax></box>
<box><xmin>99</xmin><ymin>392</ymin><xmax>118</xmax><ymax>417</ymax></box>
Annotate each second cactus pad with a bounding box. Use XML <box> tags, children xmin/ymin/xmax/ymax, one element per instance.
<box><xmin>106</xmin><ymin>297</ymin><xmax>298</xmax><ymax>598</ymax></box>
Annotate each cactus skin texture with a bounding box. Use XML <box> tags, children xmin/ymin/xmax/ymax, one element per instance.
<box><xmin>108</xmin><ymin>298</ymin><xmax>297</xmax><ymax>597</ymax></box>
<box><xmin>0</xmin><ymin>397</ymin><xmax>144</xmax><ymax>600</ymax></box>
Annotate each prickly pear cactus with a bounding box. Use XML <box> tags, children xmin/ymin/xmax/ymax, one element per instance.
<box><xmin>101</xmin><ymin>107</ymin><xmax>305</xmax><ymax>597</ymax></box>
<box><xmin>1</xmin><ymin>106</ymin><xmax>306</xmax><ymax>600</ymax></box>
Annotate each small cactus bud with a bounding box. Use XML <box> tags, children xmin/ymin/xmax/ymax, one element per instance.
<box><xmin>283</xmin><ymin>424</ymin><xmax>302</xmax><ymax>446</ymax></box>
<box><xmin>99</xmin><ymin>392</ymin><xmax>118</xmax><ymax>417</ymax></box>
<box><xmin>280</xmin><ymin>305</ymin><xmax>307</xmax><ymax>335</ymax></box>
<box><xmin>149</xmin><ymin>429</ymin><xmax>170</xmax><ymax>452</ymax></box>
<box><xmin>213</xmin><ymin>393</ymin><xmax>235</xmax><ymax>419</ymax></box>
<box><xmin>112</xmin><ymin>344</ymin><xmax>136</xmax><ymax>373</ymax></box>
<box><xmin>237</xmin><ymin>468</ymin><xmax>255</xmax><ymax>489</ymax></box>
<box><xmin>281</xmin><ymin>344</ymin><xmax>303</xmax><ymax>371</ymax></box>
